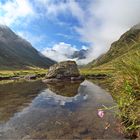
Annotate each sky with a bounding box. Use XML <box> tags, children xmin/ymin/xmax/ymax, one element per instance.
<box><xmin>0</xmin><ymin>0</ymin><xmax>140</xmax><ymax>64</ymax></box>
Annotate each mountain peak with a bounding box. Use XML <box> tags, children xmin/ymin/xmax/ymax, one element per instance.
<box><xmin>0</xmin><ymin>24</ymin><xmax>8</xmax><ymax>28</ymax></box>
<box><xmin>0</xmin><ymin>26</ymin><xmax>55</xmax><ymax>69</ymax></box>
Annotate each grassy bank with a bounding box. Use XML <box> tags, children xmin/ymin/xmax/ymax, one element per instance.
<box><xmin>80</xmin><ymin>51</ymin><xmax>140</xmax><ymax>138</ymax></box>
<box><xmin>0</xmin><ymin>69</ymin><xmax>48</xmax><ymax>84</ymax></box>
<box><xmin>80</xmin><ymin>67</ymin><xmax>114</xmax><ymax>76</ymax></box>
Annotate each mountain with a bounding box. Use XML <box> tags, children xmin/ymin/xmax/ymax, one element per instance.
<box><xmin>71</xmin><ymin>49</ymin><xmax>88</xmax><ymax>60</ymax></box>
<box><xmin>88</xmin><ymin>23</ymin><xmax>140</xmax><ymax>68</ymax></box>
<box><xmin>0</xmin><ymin>25</ymin><xmax>55</xmax><ymax>70</ymax></box>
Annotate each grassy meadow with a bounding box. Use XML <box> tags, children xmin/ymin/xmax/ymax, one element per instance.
<box><xmin>0</xmin><ymin>68</ymin><xmax>48</xmax><ymax>84</ymax></box>
<box><xmin>80</xmin><ymin>48</ymin><xmax>140</xmax><ymax>138</ymax></box>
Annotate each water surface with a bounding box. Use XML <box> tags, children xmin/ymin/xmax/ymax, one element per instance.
<box><xmin>0</xmin><ymin>80</ymin><xmax>124</xmax><ymax>139</ymax></box>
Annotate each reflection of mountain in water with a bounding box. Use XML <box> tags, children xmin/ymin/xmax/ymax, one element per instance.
<box><xmin>0</xmin><ymin>80</ymin><xmax>47</xmax><ymax>122</ymax></box>
<box><xmin>46</xmin><ymin>81</ymin><xmax>82</xmax><ymax>97</ymax></box>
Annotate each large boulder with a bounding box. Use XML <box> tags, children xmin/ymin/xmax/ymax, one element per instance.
<box><xmin>44</xmin><ymin>61</ymin><xmax>84</xmax><ymax>82</ymax></box>
<box><xmin>46</xmin><ymin>61</ymin><xmax>80</xmax><ymax>78</ymax></box>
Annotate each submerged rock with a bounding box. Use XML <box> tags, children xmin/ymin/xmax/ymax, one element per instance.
<box><xmin>43</xmin><ymin>61</ymin><xmax>84</xmax><ymax>83</ymax></box>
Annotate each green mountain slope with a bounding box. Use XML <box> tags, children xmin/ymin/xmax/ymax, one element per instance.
<box><xmin>0</xmin><ymin>25</ymin><xmax>55</xmax><ymax>70</ymax></box>
<box><xmin>84</xmin><ymin>24</ymin><xmax>140</xmax><ymax>138</ymax></box>
<box><xmin>88</xmin><ymin>24</ymin><xmax>140</xmax><ymax>68</ymax></box>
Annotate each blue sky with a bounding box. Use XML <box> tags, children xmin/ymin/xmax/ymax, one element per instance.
<box><xmin>0</xmin><ymin>0</ymin><xmax>140</xmax><ymax>63</ymax></box>
<box><xmin>0</xmin><ymin>0</ymin><xmax>90</xmax><ymax>51</ymax></box>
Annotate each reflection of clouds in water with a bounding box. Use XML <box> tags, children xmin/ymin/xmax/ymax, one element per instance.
<box><xmin>0</xmin><ymin>83</ymin><xmax>88</xmax><ymax>135</ymax></box>
<box><xmin>0</xmin><ymin>104</ymin><xmax>32</xmax><ymax>134</ymax></box>
<box><xmin>4</xmin><ymin>84</ymin><xmax>87</xmax><ymax>123</ymax></box>
<box><xmin>32</xmin><ymin>85</ymin><xmax>88</xmax><ymax>107</ymax></box>
<box><xmin>0</xmin><ymin>123</ymin><xmax>11</xmax><ymax>133</ymax></box>
<box><xmin>0</xmin><ymin>81</ymin><xmax>122</xmax><ymax>139</ymax></box>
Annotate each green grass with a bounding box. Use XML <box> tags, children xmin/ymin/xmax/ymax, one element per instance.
<box><xmin>0</xmin><ymin>68</ymin><xmax>48</xmax><ymax>84</ymax></box>
<box><xmin>112</xmin><ymin>51</ymin><xmax>140</xmax><ymax>137</ymax></box>
<box><xmin>88</xmin><ymin>28</ymin><xmax>140</xmax><ymax>68</ymax></box>
<box><xmin>0</xmin><ymin>69</ymin><xmax>48</xmax><ymax>77</ymax></box>
<box><xmin>83</xmin><ymin>26</ymin><xmax>140</xmax><ymax>138</ymax></box>
<box><xmin>80</xmin><ymin>67</ymin><xmax>114</xmax><ymax>76</ymax></box>
<box><xmin>81</xmin><ymin>48</ymin><xmax>140</xmax><ymax>138</ymax></box>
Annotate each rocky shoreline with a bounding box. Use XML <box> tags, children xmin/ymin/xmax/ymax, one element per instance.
<box><xmin>0</xmin><ymin>73</ymin><xmax>46</xmax><ymax>81</ymax></box>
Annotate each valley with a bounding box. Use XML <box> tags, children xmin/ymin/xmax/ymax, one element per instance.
<box><xmin>0</xmin><ymin>22</ymin><xmax>139</xmax><ymax>139</ymax></box>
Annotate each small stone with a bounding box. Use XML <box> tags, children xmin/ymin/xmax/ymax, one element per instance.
<box><xmin>24</xmin><ymin>74</ymin><xmax>37</xmax><ymax>80</ymax></box>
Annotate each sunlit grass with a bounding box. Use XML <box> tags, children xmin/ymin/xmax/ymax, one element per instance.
<box><xmin>0</xmin><ymin>69</ymin><xmax>48</xmax><ymax>85</ymax></box>
<box><xmin>80</xmin><ymin>67</ymin><xmax>114</xmax><ymax>76</ymax></box>
<box><xmin>0</xmin><ymin>69</ymin><xmax>48</xmax><ymax>78</ymax></box>
<box><xmin>112</xmin><ymin>51</ymin><xmax>140</xmax><ymax>136</ymax></box>
<box><xmin>82</xmin><ymin>47</ymin><xmax>140</xmax><ymax>137</ymax></box>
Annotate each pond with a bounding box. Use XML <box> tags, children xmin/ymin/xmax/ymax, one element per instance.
<box><xmin>0</xmin><ymin>80</ymin><xmax>124</xmax><ymax>139</ymax></box>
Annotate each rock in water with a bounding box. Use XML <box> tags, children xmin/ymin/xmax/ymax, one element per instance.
<box><xmin>46</xmin><ymin>61</ymin><xmax>80</xmax><ymax>78</ymax></box>
<box><xmin>44</xmin><ymin>61</ymin><xmax>84</xmax><ymax>83</ymax></box>
<box><xmin>46</xmin><ymin>81</ymin><xmax>82</xmax><ymax>97</ymax></box>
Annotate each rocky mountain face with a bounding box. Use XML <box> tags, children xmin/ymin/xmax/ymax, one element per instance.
<box><xmin>0</xmin><ymin>25</ymin><xmax>55</xmax><ymax>69</ymax></box>
<box><xmin>71</xmin><ymin>49</ymin><xmax>88</xmax><ymax>60</ymax></box>
<box><xmin>88</xmin><ymin>23</ymin><xmax>140</xmax><ymax>67</ymax></box>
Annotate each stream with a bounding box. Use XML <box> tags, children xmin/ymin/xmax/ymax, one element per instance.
<box><xmin>0</xmin><ymin>80</ymin><xmax>124</xmax><ymax>139</ymax></box>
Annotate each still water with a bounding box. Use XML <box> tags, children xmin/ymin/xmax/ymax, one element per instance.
<box><xmin>0</xmin><ymin>80</ymin><xmax>124</xmax><ymax>139</ymax></box>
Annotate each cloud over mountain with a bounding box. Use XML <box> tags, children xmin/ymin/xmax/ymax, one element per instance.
<box><xmin>0</xmin><ymin>0</ymin><xmax>140</xmax><ymax>64</ymax></box>
<box><xmin>42</xmin><ymin>42</ymin><xmax>77</xmax><ymax>62</ymax></box>
<box><xmin>36</xmin><ymin>0</ymin><xmax>140</xmax><ymax>63</ymax></box>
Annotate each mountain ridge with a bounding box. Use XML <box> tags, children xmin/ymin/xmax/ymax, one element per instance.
<box><xmin>88</xmin><ymin>23</ymin><xmax>140</xmax><ymax>68</ymax></box>
<box><xmin>71</xmin><ymin>49</ymin><xmax>88</xmax><ymax>60</ymax></box>
<box><xmin>0</xmin><ymin>25</ymin><xmax>55</xmax><ymax>70</ymax></box>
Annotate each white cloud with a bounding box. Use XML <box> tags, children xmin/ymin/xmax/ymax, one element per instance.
<box><xmin>37</xmin><ymin>0</ymin><xmax>140</xmax><ymax>63</ymax></box>
<box><xmin>35</xmin><ymin>0</ymin><xmax>84</xmax><ymax>23</ymax></box>
<box><xmin>0</xmin><ymin>0</ymin><xmax>34</xmax><ymax>26</ymax></box>
<box><xmin>1</xmin><ymin>0</ymin><xmax>140</xmax><ymax>64</ymax></box>
<box><xmin>56</xmin><ymin>33</ymin><xmax>73</xmax><ymax>39</ymax></box>
<box><xmin>35</xmin><ymin>0</ymin><xmax>67</xmax><ymax>18</ymax></box>
<box><xmin>75</xmin><ymin>0</ymin><xmax>140</xmax><ymax>61</ymax></box>
<box><xmin>42</xmin><ymin>42</ymin><xmax>77</xmax><ymax>62</ymax></box>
